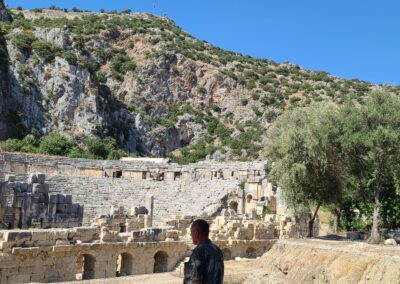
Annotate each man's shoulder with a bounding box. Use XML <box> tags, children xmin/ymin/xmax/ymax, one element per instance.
<box><xmin>194</xmin><ymin>240</ymin><xmax>223</xmax><ymax>256</ymax></box>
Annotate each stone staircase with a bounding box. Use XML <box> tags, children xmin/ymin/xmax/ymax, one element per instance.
<box><xmin>171</xmin><ymin>239</ymin><xmax>194</xmax><ymax>279</ymax></box>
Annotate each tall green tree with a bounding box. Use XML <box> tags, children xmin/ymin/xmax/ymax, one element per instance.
<box><xmin>340</xmin><ymin>92</ymin><xmax>400</xmax><ymax>243</ymax></box>
<box><xmin>265</xmin><ymin>103</ymin><xmax>347</xmax><ymax>237</ymax></box>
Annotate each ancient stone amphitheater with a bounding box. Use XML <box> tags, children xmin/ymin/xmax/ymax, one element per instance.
<box><xmin>1</xmin><ymin>151</ymin><xmax>399</xmax><ymax>284</ymax></box>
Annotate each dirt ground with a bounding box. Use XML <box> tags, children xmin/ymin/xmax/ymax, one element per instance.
<box><xmin>244</xmin><ymin>239</ymin><xmax>400</xmax><ymax>284</ymax></box>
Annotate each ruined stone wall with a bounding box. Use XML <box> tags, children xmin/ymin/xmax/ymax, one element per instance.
<box><xmin>0</xmin><ymin>227</ymin><xmax>186</xmax><ymax>283</ymax></box>
<box><xmin>0</xmin><ymin>152</ymin><xmax>267</xmax><ymax>179</ymax></box>
<box><xmin>0</xmin><ymin>174</ymin><xmax>83</xmax><ymax>229</ymax></box>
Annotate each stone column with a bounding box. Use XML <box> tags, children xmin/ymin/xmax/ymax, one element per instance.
<box><xmin>145</xmin><ymin>195</ymin><xmax>154</xmax><ymax>221</ymax></box>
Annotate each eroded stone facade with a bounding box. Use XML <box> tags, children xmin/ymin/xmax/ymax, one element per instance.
<box><xmin>0</xmin><ymin>226</ymin><xmax>186</xmax><ymax>283</ymax></box>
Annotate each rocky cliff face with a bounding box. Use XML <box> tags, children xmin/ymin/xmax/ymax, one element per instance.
<box><xmin>0</xmin><ymin>8</ymin><xmax>396</xmax><ymax>160</ymax></box>
<box><xmin>0</xmin><ymin>0</ymin><xmax>11</xmax><ymax>22</ymax></box>
<box><xmin>0</xmin><ymin>0</ymin><xmax>11</xmax><ymax>140</ymax></box>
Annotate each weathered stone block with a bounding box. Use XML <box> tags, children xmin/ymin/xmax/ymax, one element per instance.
<box><xmin>19</xmin><ymin>182</ymin><xmax>28</xmax><ymax>192</ymax></box>
<box><xmin>42</xmin><ymin>184</ymin><xmax>49</xmax><ymax>194</ymax></box>
<box><xmin>49</xmin><ymin>195</ymin><xmax>58</xmax><ymax>204</ymax></box>
<box><xmin>7</xmin><ymin>181</ymin><xmax>16</xmax><ymax>189</ymax></box>
<box><xmin>28</xmin><ymin>174</ymin><xmax>37</xmax><ymax>184</ymax></box>
<box><xmin>37</xmin><ymin>173</ymin><xmax>46</xmax><ymax>184</ymax></box>
<box><xmin>65</xmin><ymin>195</ymin><xmax>72</xmax><ymax>204</ymax></box>
<box><xmin>31</xmin><ymin>231</ymin><xmax>49</xmax><ymax>242</ymax></box>
<box><xmin>5</xmin><ymin>174</ymin><xmax>16</xmax><ymax>182</ymax></box>
<box><xmin>56</xmin><ymin>204</ymin><xmax>67</xmax><ymax>214</ymax></box>
<box><xmin>32</xmin><ymin>183</ymin><xmax>43</xmax><ymax>194</ymax></box>
<box><xmin>57</xmin><ymin>194</ymin><xmax>66</xmax><ymax>204</ymax></box>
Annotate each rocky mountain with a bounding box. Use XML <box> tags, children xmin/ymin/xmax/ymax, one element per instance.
<box><xmin>0</xmin><ymin>4</ymin><xmax>398</xmax><ymax>162</ymax></box>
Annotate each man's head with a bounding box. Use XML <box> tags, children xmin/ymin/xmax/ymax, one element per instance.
<box><xmin>190</xmin><ymin>219</ymin><xmax>209</xmax><ymax>245</ymax></box>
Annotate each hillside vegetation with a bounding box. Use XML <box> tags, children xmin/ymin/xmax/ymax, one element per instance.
<box><xmin>0</xmin><ymin>7</ymin><xmax>399</xmax><ymax>162</ymax></box>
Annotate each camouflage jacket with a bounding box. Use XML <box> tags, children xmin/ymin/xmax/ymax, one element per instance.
<box><xmin>184</xmin><ymin>239</ymin><xmax>224</xmax><ymax>284</ymax></box>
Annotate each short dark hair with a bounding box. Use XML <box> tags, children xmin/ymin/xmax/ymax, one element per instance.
<box><xmin>191</xmin><ymin>219</ymin><xmax>209</xmax><ymax>236</ymax></box>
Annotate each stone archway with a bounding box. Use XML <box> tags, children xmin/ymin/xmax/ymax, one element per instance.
<box><xmin>76</xmin><ymin>254</ymin><xmax>96</xmax><ymax>280</ymax></box>
<box><xmin>116</xmin><ymin>252</ymin><xmax>133</xmax><ymax>276</ymax></box>
<box><xmin>153</xmin><ymin>251</ymin><xmax>168</xmax><ymax>273</ymax></box>
<box><xmin>222</xmin><ymin>248</ymin><xmax>232</xmax><ymax>260</ymax></box>
<box><xmin>246</xmin><ymin>247</ymin><xmax>257</xmax><ymax>258</ymax></box>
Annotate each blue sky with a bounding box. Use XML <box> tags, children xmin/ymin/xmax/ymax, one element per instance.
<box><xmin>5</xmin><ymin>0</ymin><xmax>400</xmax><ymax>85</ymax></box>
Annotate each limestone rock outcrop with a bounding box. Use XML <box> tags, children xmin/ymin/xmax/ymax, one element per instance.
<box><xmin>0</xmin><ymin>8</ymin><xmax>383</xmax><ymax>159</ymax></box>
<box><xmin>0</xmin><ymin>0</ymin><xmax>12</xmax><ymax>22</ymax></box>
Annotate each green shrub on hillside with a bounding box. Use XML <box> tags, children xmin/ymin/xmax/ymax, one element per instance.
<box><xmin>111</xmin><ymin>53</ymin><xmax>136</xmax><ymax>75</ymax></box>
<box><xmin>11</xmin><ymin>32</ymin><xmax>36</xmax><ymax>53</ymax></box>
<box><xmin>32</xmin><ymin>40</ymin><xmax>61</xmax><ymax>62</ymax></box>
<box><xmin>84</xmin><ymin>137</ymin><xmax>128</xmax><ymax>160</ymax></box>
<box><xmin>1</xmin><ymin>133</ymin><xmax>128</xmax><ymax>160</ymax></box>
<box><xmin>0</xmin><ymin>134</ymin><xmax>38</xmax><ymax>153</ymax></box>
<box><xmin>61</xmin><ymin>51</ymin><xmax>77</xmax><ymax>65</ymax></box>
<box><xmin>38</xmin><ymin>134</ymin><xmax>74</xmax><ymax>156</ymax></box>
<box><xmin>251</xmin><ymin>92</ymin><xmax>260</xmax><ymax>101</ymax></box>
<box><xmin>240</xmin><ymin>98</ymin><xmax>248</xmax><ymax>106</ymax></box>
<box><xmin>170</xmin><ymin>139</ymin><xmax>217</xmax><ymax>164</ymax></box>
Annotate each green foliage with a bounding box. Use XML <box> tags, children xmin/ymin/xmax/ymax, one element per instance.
<box><xmin>96</xmin><ymin>71</ymin><xmax>107</xmax><ymax>83</ymax></box>
<box><xmin>262</xmin><ymin>206</ymin><xmax>271</xmax><ymax>219</ymax></box>
<box><xmin>96</xmin><ymin>48</ymin><xmax>114</xmax><ymax>64</ymax></box>
<box><xmin>170</xmin><ymin>139</ymin><xmax>217</xmax><ymax>164</ymax></box>
<box><xmin>16</xmin><ymin>64</ymin><xmax>30</xmax><ymax>76</ymax></box>
<box><xmin>111</xmin><ymin>53</ymin><xmax>136</xmax><ymax>76</ymax></box>
<box><xmin>252</xmin><ymin>106</ymin><xmax>263</xmax><ymax>117</ymax></box>
<box><xmin>197</xmin><ymin>86</ymin><xmax>207</xmax><ymax>95</ymax></box>
<box><xmin>11</xmin><ymin>32</ymin><xmax>36</xmax><ymax>53</ymax></box>
<box><xmin>267</xmin><ymin>93</ymin><xmax>400</xmax><ymax>239</ymax></box>
<box><xmin>107</xmin><ymin>24</ymin><xmax>120</xmax><ymax>39</ymax></box>
<box><xmin>77</xmin><ymin>56</ymin><xmax>100</xmax><ymax>72</ymax></box>
<box><xmin>32</xmin><ymin>40</ymin><xmax>61</xmax><ymax>62</ymax></box>
<box><xmin>83</xmin><ymin>137</ymin><xmax>129</xmax><ymax>160</ymax></box>
<box><xmin>1</xmin><ymin>133</ymin><xmax>128</xmax><ymax>160</ymax></box>
<box><xmin>38</xmin><ymin>134</ymin><xmax>75</xmax><ymax>156</ymax></box>
<box><xmin>264</xmin><ymin>109</ymin><xmax>278</xmax><ymax>123</ymax></box>
<box><xmin>289</xmin><ymin>96</ymin><xmax>301</xmax><ymax>104</ymax></box>
<box><xmin>60</xmin><ymin>51</ymin><xmax>77</xmax><ymax>65</ymax></box>
<box><xmin>340</xmin><ymin>92</ymin><xmax>400</xmax><ymax>241</ymax></box>
<box><xmin>229</xmin><ymin>125</ymin><xmax>263</xmax><ymax>159</ymax></box>
<box><xmin>339</xmin><ymin>201</ymin><xmax>373</xmax><ymax>231</ymax></box>
<box><xmin>265</xmin><ymin>102</ymin><xmax>346</xmax><ymax>233</ymax></box>
<box><xmin>251</xmin><ymin>92</ymin><xmax>260</xmax><ymax>101</ymax></box>
<box><xmin>0</xmin><ymin>134</ymin><xmax>38</xmax><ymax>153</ymax></box>
<box><xmin>240</xmin><ymin>98</ymin><xmax>248</xmax><ymax>106</ymax></box>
